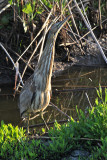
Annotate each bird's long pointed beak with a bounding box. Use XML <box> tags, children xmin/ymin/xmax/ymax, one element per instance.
<box><xmin>57</xmin><ymin>15</ymin><xmax>71</xmax><ymax>31</ymax></box>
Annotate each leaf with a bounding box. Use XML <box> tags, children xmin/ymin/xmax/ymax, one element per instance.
<box><xmin>36</xmin><ymin>7</ymin><xmax>43</xmax><ymax>14</ymax></box>
<box><xmin>42</xmin><ymin>128</ymin><xmax>45</xmax><ymax>134</ymax></box>
<box><xmin>99</xmin><ymin>84</ymin><xmax>102</xmax><ymax>96</ymax></box>
<box><xmin>105</xmin><ymin>88</ymin><xmax>107</xmax><ymax>104</ymax></box>
<box><xmin>1</xmin><ymin>120</ymin><xmax>4</xmax><ymax>128</ymax></box>
<box><xmin>95</xmin><ymin>98</ymin><xmax>99</xmax><ymax>105</ymax></box>
<box><xmin>96</xmin><ymin>88</ymin><xmax>100</xmax><ymax>98</ymax></box>
<box><xmin>22</xmin><ymin>3</ymin><xmax>33</xmax><ymax>14</ymax></box>
<box><xmin>85</xmin><ymin>6</ymin><xmax>88</xmax><ymax>12</ymax></box>
<box><xmin>8</xmin><ymin>0</ymin><xmax>13</xmax><ymax>5</ymax></box>
<box><xmin>71</xmin><ymin>116</ymin><xmax>75</xmax><ymax>122</ymax></box>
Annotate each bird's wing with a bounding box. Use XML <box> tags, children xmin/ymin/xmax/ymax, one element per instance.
<box><xmin>18</xmin><ymin>74</ymin><xmax>37</xmax><ymax>117</ymax></box>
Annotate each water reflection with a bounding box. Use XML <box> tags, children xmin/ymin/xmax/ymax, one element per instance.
<box><xmin>52</xmin><ymin>66</ymin><xmax>107</xmax><ymax>120</ymax></box>
<box><xmin>0</xmin><ymin>87</ymin><xmax>20</xmax><ymax>125</ymax></box>
<box><xmin>0</xmin><ymin>66</ymin><xmax>107</xmax><ymax>128</ymax></box>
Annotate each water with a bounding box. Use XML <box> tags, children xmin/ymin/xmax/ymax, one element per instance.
<box><xmin>52</xmin><ymin>66</ymin><xmax>107</xmax><ymax>119</ymax></box>
<box><xmin>0</xmin><ymin>86</ymin><xmax>20</xmax><ymax>125</ymax></box>
<box><xmin>0</xmin><ymin>66</ymin><xmax>107</xmax><ymax>128</ymax></box>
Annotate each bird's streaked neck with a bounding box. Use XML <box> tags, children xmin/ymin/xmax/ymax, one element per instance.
<box><xmin>34</xmin><ymin>34</ymin><xmax>56</xmax><ymax>90</ymax></box>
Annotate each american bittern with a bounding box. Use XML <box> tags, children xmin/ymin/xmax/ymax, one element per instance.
<box><xmin>18</xmin><ymin>16</ymin><xmax>70</xmax><ymax>133</ymax></box>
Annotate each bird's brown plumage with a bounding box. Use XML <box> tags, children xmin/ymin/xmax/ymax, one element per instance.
<box><xmin>18</xmin><ymin>16</ymin><xmax>70</xmax><ymax>131</ymax></box>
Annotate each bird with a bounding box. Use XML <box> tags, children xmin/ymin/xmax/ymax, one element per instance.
<box><xmin>18</xmin><ymin>16</ymin><xmax>70</xmax><ymax>133</ymax></box>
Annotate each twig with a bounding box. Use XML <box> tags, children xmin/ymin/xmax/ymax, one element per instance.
<box><xmin>16</xmin><ymin>8</ymin><xmax>54</xmax><ymax>63</ymax></box>
<box><xmin>0</xmin><ymin>43</ymin><xmax>24</xmax><ymax>86</ymax></box>
<box><xmin>63</xmin><ymin>0</ymin><xmax>90</xmax><ymax>12</ymax></box>
<box><xmin>39</xmin><ymin>0</ymin><xmax>50</xmax><ymax>12</ymax></box>
<box><xmin>98</xmin><ymin>0</ymin><xmax>102</xmax><ymax>29</ymax></box>
<box><xmin>7</xmin><ymin>47</ymin><xmax>34</xmax><ymax>71</ymax></box>
<box><xmin>60</xmin><ymin>18</ymin><xmax>107</xmax><ymax>47</ymax></box>
<box><xmin>67</xmin><ymin>1</ymin><xmax>85</xmax><ymax>54</ymax></box>
<box><xmin>85</xmin><ymin>92</ymin><xmax>93</xmax><ymax>109</ymax></box>
<box><xmin>30</xmin><ymin>111</ymin><xmax>48</xmax><ymax>120</ymax></box>
<box><xmin>0</xmin><ymin>4</ymin><xmax>11</xmax><ymax>14</ymax></box>
<box><xmin>73</xmin><ymin>0</ymin><xmax>107</xmax><ymax>63</ymax></box>
<box><xmin>30</xmin><ymin>136</ymin><xmax>53</xmax><ymax>140</ymax></box>
<box><xmin>50</xmin><ymin>102</ymin><xmax>71</xmax><ymax>119</ymax></box>
<box><xmin>54</xmin><ymin>1</ymin><xmax>80</xmax><ymax>49</ymax></box>
<box><xmin>16</xmin><ymin>37</ymin><xmax>43</xmax><ymax>91</ymax></box>
<box><xmin>80</xmin><ymin>0</ymin><xmax>91</xmax><ymax>27</ymax></box>
<box><xmin>72</xmin><ymin>137</ymin><xmax>101</xmax><ymax>143</ymax></box>
<box><xmin>23</xmin><ymin>119</ymin><xmax>68</xmax><ymax>129</ymax></box>
<box><xmin>29</xmin><ymin>135</ymin><xmax>102</xmax><ymax>142</ymax></box>
<box><xmin>53</xmin><ymin>86</ymin><xmax>107</xmax><ymax>93</ymax></box>
<box><xmin>18</xmin><ymin>112</ymin><xmax>47</xmax><ymax>127</ymax></box>
<box><xmin>38</xmin><ymin>25</ymin><xmax>48</xmax><ymax>62</ymax></box>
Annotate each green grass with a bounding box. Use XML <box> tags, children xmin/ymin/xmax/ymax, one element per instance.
<box><xmin>0</xmin><ymin>86</ymin><xmax>107</xmax><ymax>159</ymax></box>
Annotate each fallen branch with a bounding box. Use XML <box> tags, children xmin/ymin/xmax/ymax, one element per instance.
<box><xmin>30</xmin><ymin>136</ymin><xmax>102</xmax><ymax>143</ymax></box>
<box><xmin>23</xmin><ymin>119</ymin><xmax>68</xmax><ymax>129</ymax></box>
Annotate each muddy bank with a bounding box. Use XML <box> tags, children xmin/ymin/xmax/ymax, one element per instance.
<box><xmin>0</xmin><ymin>54</ymin><xmax>106</xmax><ymax>86</ymax></box>
<box><xmin>53</xmin><ymin>53</ymin><xmax>106</xmax><ymax>77</ymax></box>
<box><xmin>0</xmin><ymin>33</ymin><xmax>107</xmax><ymax>86</ymax></box>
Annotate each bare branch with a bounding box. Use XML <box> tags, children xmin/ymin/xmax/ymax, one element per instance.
<box><xmin>0</xmin><ymin>43</ymin><xmax>24</xmax><ymax>86</ymax></box>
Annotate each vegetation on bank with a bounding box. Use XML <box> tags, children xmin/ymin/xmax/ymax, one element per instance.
<box><xmin>0</xmin><ymin>86</ymin><xmax>107</xmax><ymax>160</ymax></box>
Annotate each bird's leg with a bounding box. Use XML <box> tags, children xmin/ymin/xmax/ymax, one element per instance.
<box><xmin>40</xmin><ymin>110</ymin><xmax>49</xmax><ymax>130</ymax></box>
<box><xmin>27</xmin><ymin>113</ymin><xmax>30</xmax><ymax>134</ymax></box>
